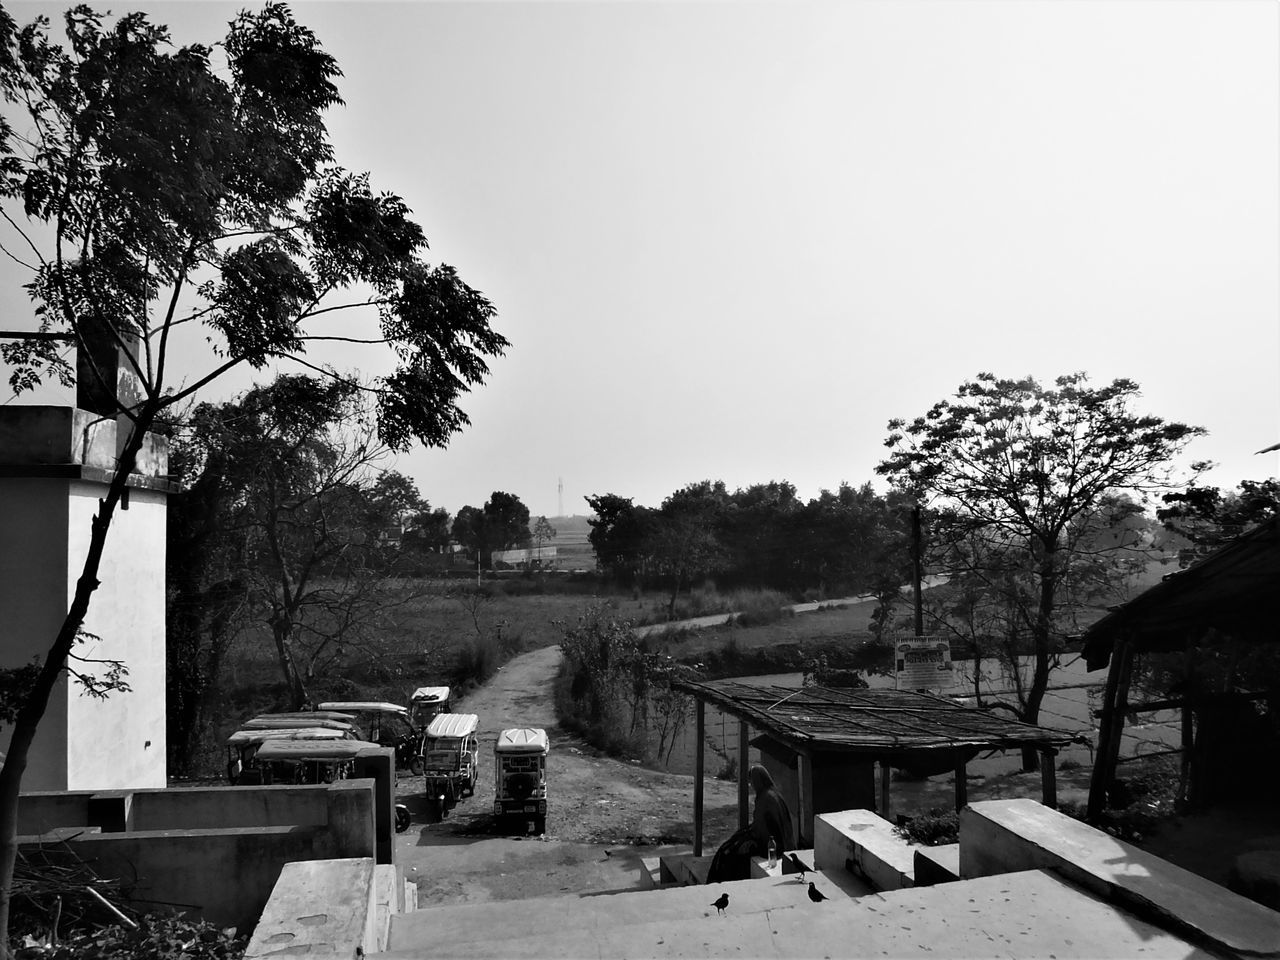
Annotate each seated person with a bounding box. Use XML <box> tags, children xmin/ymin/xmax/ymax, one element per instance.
<box><xmin>707</xmin><ymin>764</ymin><xmax>794</xmax><ymax>883</ymax></box>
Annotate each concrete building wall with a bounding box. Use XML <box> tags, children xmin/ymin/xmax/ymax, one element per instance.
<box><xmin>64</xmin><ymin>482</ymin><xmax>167</xmax><ymax>789</ymax></box>
<box><xmin>0</xmin><ymin>478</ymin><xmax>71</xmax><ymax>790</ymax></box>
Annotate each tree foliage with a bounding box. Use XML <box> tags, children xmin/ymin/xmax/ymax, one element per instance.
<box><xmin>586</xmin><ymin>480</ymin><xmax>911</xmax><ymax>613</ymax></box>
<box><xmin>451</xmin><ymin>491</ymin><xmax>531</xmax><ymax>567</ymax></box>
<box><xmin>1158</xmin><ymin>477</ymin><xmax>1280</xmax><ymax>565</ymax></box>
<box><xmin>169</xmin><ymin>374</ymin><xmax>434</xmax><ymax>720</ymax></box>
<box><xmin>877</xmin><ymin>373</ymin><xmax>1203</xmax><ymax>767</ymax></box>
<box><xmin>0</xmin><ymin>6</ymin><xmax>505</xmax><ymax>947</ymax></box>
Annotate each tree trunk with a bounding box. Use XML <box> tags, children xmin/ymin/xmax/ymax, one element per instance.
<box><xmin>271</xmin><ymin>619</ymin><xmax>309</xmax><ymax>710</ymax></box>
<box><xmin>0</xmin><ymin>417</ymin><xmax>149</xmax><ymax>957</ymax></box>
<box><xmin>1019</xmin><ymin>548</ymin><xmax>1058</xmax><ymax>771</ymax></box>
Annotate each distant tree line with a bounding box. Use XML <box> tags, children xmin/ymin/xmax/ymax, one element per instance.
<box><xmin>586</xmin><ymin>480</ymin><xmax>916</xmax><ymax>618</ymax></box>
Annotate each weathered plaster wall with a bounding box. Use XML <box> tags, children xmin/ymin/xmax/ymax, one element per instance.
<box><xmin>0</xmin><ymin>478</ymin><xmax>71</xmax><ymax>790</ymax></box>
<box><xmin>64</xmin><ymin>482</ymin><xmax>167</xmax><ymax>789</ymax></box>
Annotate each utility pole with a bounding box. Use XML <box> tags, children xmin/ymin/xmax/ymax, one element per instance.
<box><xmin>911</xmin><ymin>504</ymin><xmax>924</xmax><ymax>637</ymax></box>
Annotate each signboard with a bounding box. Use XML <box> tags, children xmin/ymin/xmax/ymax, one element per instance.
<box><xmin>895</xmin><ymin>636</ymin><xmax>954</xmax><ymax>692</ymax></box>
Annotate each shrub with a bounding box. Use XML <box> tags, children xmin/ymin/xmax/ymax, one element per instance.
<box><xmin>896</xmin><ymin>809</ymin><xmax>959</xmax><ymax>846</ymax></box>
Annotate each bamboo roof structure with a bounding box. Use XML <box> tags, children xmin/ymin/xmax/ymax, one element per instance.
<box><xmin>672</xmin><ymin>679</ymin><xmax>1080</xmax><ymax>756</ymax></box>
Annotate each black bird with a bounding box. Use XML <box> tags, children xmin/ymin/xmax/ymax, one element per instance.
<box><xmin>784</xmin><ymin>852</ymin><xmax>807</xmax><ymax>881</ymax></box>
<box><xmin>807</xmin><ymin>882</ymin><xmax>828</xmax><ymax>903</ymax></box>
<box><xmin>711</xmin><ymin>892</ymin><xmax>729</xmax><ymax>915</ymax></box>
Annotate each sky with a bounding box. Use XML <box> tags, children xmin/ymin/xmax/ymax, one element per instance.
<box><xmin>3</xmin><ymin>0</ymin><xmax>1278</xmax><ymax>520</ymax></box>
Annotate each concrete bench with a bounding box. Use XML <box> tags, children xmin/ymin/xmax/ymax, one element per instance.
<box><xmin>245</xmin><ymin>858</ymin><xmax>376</xmax><ymax>959</ymax></box>
<box><xmin>814</xmin><ymin>809</ymin><xmax>915</xmax><ymax>891</ymax></box>
<box><xmin>961</xmin><ymin>798</ymin><xmax>1280</xmax><ymax>959</ymax></box>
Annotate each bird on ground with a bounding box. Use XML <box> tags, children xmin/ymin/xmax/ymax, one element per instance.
<box><xmin>784</xmin><ymin>852</ymin><xmax>807</xmax><ymax>881</ymax></box>
<box><xmin>711</xmin><ymin>893</ymin><xmax>729</xmax><ymax>915</ymax></box>
<box><xmin>807</xmin><ymin>882</ymin><xmax>828</xmax><ymax>903</ymax></box>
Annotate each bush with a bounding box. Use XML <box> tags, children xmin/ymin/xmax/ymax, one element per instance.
<box><xmin>896</xmin><ymin>809</ymin><xmax>959</xmax><ymax>846</ymax></box>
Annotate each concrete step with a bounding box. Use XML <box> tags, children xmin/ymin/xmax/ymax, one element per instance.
<box><xmin>375</xmin><ymin>868</ymin><xmax>1212</xmax><ymax>959</ymax></box>
<box><xmin>386</xmin><ymin>868</ymin><xmax>854</xmax><ymax>951</ymax></box>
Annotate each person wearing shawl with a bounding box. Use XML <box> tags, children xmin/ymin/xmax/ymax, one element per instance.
<box><xmin>707</xmin><ymin>763</ymin><xmax>794</xmax><ymax>883</ymax></box>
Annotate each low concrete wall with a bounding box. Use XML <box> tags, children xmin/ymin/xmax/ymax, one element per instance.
<box><xmin>961</xmin><ymin>798</ymin><xmax>1280</xmax><ymax>959</ymax></box>
<box><xmin>18</xmin><ymin>779</ymin><xmax>380</xmax><ymax>934</ymax></box>
<box><xmin>814</xmin><ymin>809</ymin><xmax>915</xmax><ymax>891</ymax></box>
<box><xmin>55</xmin><ymin>826</ymin><xmax>334</xmax><ymax>932</ymax></box>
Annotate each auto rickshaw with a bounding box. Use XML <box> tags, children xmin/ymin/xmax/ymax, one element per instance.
<box><xmin>239</xmin><ymin>714</ymin><xmax>357</xmax><ymax>733</ymax></box>
<box><xmin>225</xmin><ymin>726</ymin><xmax>354</xmax><ymax>785</ymax></box>
<box><xmin>493</xmin><ymin>727</ymin><xmax>549</xmax><ymax>835</ymax></box>
<box><xmin>409</xmin><ymin>687</ymin><xmax>451</xmax><ymax>729</ymax></box>
<box><xmin>316</xmin><ymin>701</ymin><xmax>420</xmax><ymax>772</ymax></box>
<box><xmin>253</xmin><ymin>737</ymin><xmax>388</xmax><ymax>784</ymax></box>
<box><xmin>419</xmin><ymin>713</ymin><xmax>479</xmax><ymax>815</ymax></box>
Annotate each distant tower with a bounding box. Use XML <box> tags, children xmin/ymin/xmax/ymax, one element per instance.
<box><xmin>558</xmin><ymin>477</ymin><xmax>564</xmax><ymax>517</ymax></box>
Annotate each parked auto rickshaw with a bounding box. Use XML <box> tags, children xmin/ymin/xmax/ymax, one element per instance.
<box><xmin>409</xmin><ymin>687</ymin><xmax>451</xmax><ymax>729</ymax></box>
<box><xmin>316</xmin><ymin>700</ymin><xmax>420</xmax><ymax>772</ymax></box>
<box><xmin>225</xmin><ymin>727</ymin><xmax>353</xmax><ymax>785</ymax></box>
<box><xmin>252</xmin><ymin>737</ymin><xmax>378</xmax><ymax>784</ymax></box>
<box><xmin>493</xmin><ymin>727</ymin><xmax>549</xmax><ymax>835</ymax></box>
<box><xmin>419</xmin><ymin>713</ymin><xmax>479</xmax><ymax>815</ymax></box>
<box><xmin>253</xmin><ymin>738</ymin><xmax>413</xmax><ymax>832</ymax></box>
<box><xmin>240</xmin><ymin>714</ymin><xmax>357</xmax><ymax>733</ymax></box>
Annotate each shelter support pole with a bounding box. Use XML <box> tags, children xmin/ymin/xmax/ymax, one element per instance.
<box><xmin>1177</xmin><ymin>633</ymin><xmax>1195</xmax><ymax>810</ymax></box>
<box><xmin>1087</xmin><ymin>638</ymin><xmax>1134</xmax><ymax>820</ymax></box>
<box><xmin>953</xmin><ymin>758</ymin><xmax>968</xmax><ymax>811</ymax></box>
<box><xmin>738</xmin><ymin>721</ymin><xmax>750</xmax><ymax>831</ymax></box>
<box><xmin>694</xmin><ymin>699</ymin><xmax>705</xmax><ymax>857</ymax></box>
<box><xmin>796</xmin><ymin>751</ymin><xmax>811</xmax><ymax>848</ymax></box>
<box><xmin>1040</xmin><ymin>748</ymin><xmax>1057</xmax><ymax>808</ymax></box>
<box><xmin>879</xmin><ymin>759</ymin><xmax>892</xmax><ymax>821</ymax></box>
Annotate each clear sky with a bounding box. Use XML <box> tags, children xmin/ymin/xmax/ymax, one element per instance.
<box><xmin>3</xmin><ymin>1</ymin><xmax>1278</xmax><ymax>519</ymax></box>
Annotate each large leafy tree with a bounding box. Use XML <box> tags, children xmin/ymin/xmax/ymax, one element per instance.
<box><xmin>878</xmin><ymin>373</ymin><xmax>1203</xmax><ymax>768</ymax></box>
<box><xmin>0</xmin><ymin>5</ymin><xmax>506</xmax><ymax>947</ymax></box>
<box><xmin>175</xmin><ymin>375</ymin><xmax>430</xmax><ymax>714</ymax></box>
<box><xmin>452</xmin><ymin>491</ymin><xmax>531</xmax><ymax>567</ymax></box>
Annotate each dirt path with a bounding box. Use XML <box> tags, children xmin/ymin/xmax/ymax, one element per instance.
<box><xmin>394</xmin><ymin>645</ymin><xmax>739</xmax><ymax>906</ymax></box>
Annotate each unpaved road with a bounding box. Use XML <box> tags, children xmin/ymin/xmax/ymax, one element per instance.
<box><xmin>394</xmin><ymin>645</ymin><xmax>739</xmax><ymax>906</ymax></box>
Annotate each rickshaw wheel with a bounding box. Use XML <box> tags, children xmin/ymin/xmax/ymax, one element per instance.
<box><xmin>395</xmin><ymin>805</ymin><xmax>411</xmax><ymax>833</ymax></box>
<box><xmin>409</xmin><ymin>756</ymin><xmax>424</xmax><ymax>776</ymax></box>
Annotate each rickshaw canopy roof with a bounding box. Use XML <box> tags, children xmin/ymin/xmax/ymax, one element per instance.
<box><xmin>411</xmin><ymin>687</ymin><xmax>451</xmax><ymax>703</ymax></box>
<box><xmin>425</xmin><ymin>713</ymin><xmax>479</xmax><ymax>739</ymax></box>
<box><xmin>242</xmin><ymin>716</ymin><xmax>356</xmax><ymax>732</ymax></box>
<box><xmin>317</xmin><ymin>701</ymin><xmax>409</xmax><ymax>717</ymax></box>
<box><xmin>496</xmin><ymin>728</ymin><xmax>548</xmax><ymax>754</ymax></box>
<box><xmin>227</xmin><ymin>727</ymin><xmax>350</xmax><ymax>747</ymax></box>
<box><xmin>255</xmin><ymin>739</ymin><xmax>381</xmax><ymax>761</ymax></box>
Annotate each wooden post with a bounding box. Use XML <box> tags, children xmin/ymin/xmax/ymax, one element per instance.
<box><xmin>879</xmin><ymin>758</ymin><xmax>892</xmax><ymax>821</ymax></box>
<box><xmin>953</xmin><ymin>758</ymin><xmax>968</xmax><ymax>811</ymax></box>
<box><xmin>694</xmin><ymin>698</ymin><xmax>705</xmax><ymax>857</ymax></box>
<box><xmin>1087</xmin><ymin>638</ymin><xmax>1133</xmax><ymax>820</ymax></box>
<box><xmin>1040</xmin><ymin>749</ymin><xmax>1057</xmax><ymax>808</ymax></box>
<box><xmin>737</xmin><ymin>721</ymin><xmax>750</xmax><ymax>831</ymax></box>
<box><xmin>796</xmin><ymin>751</ymin><xmax>810</xmax><ymax>848</ymax></box>
<box><xmin>1177</xmin><ymin>634</ymin><xmax>1195</xmax><ymax>810</ymax></box>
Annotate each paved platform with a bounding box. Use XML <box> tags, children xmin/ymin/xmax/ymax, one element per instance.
<box><xmin>376</xmin><ymin>868</ymin><xmax>1220</xmax><ymax>959</ymax></box>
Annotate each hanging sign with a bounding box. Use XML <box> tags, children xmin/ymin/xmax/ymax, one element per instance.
<box><xmin>895</xmin><ymin>636</ymin><xmax>954</xmax><ymax>691</ymax></box>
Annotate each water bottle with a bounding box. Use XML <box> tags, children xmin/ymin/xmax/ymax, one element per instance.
<box><xmin>768</xmin><ymin>839</ymin><xmax>777</xmax><ymax>868</ymax></box>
